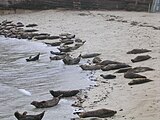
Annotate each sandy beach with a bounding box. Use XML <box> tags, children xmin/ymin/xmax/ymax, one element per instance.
<box><xmin>0</xmin><ymin>10</ymin><xmax>160</xmax><ymax>120</ymax></box>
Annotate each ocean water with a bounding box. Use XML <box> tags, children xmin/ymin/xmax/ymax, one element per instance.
<box><xmin>0</xmin><ymin>36</ymin><xmax>94</xmax><ymax>120</ymax></box>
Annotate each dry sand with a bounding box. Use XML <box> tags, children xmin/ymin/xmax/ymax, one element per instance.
<box><xmin>0</xmin><ymin>10</ymin><xmax>160</xmax><ymax>120</ymax></box>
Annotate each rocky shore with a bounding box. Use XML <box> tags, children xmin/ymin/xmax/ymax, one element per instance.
<box><xmin>0</xmin><ymin>10</ymin><xmax>160</xmax><ymax>120</ymax></box>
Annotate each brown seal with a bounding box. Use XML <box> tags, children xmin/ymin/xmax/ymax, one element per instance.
<box><xmin>128</xmin><ymin>78</ymin><xmax>153</xmax><ymax>85</ymax></box>
<box><xmin>14</xmin><ymin>111</ymin><xmax>45</xmax><ymax>120</ymax></box>
<box><xmin>127</xmin><ymin>49</ymin><xmax>151</xmax><ymax>54</ymax></box>
<box><xmin>100</xmin><ymin>74</ymin><xmax>116</xmax><ymax>79</ymax></box>
<box><xmin>124</xmin><ymin>72</ymin><xmax>146</xmax><ymax>79</ymax></box>
<box><xmin>31</xmin><ymin>95</ymin><xmax>62</xmax><ymax>108</ymax></box>
<box><xmin>50</xmin><ymin>90</ymin><xmax>79</xmax><ymax>97</ymax></box>
<box><xmin>80</xmin><ymin>64</ymin><xmax>102</xmax><ymax>70</ymax></box>
<box><xmin>128</xmin><ymin>67</ymin><xmax>154</xmax><ymax>73</ymax></box>
<box><xmin>131</xmin><ymin>55</ymin><xmax>151</xmax><ymax>63</ymax></box>
<box><xmin>62</xmin><ymin>54</ymin><xmax>81</xmax><ymax>65</ymax></box>
<box><xmin>81</xmin><ymin>53</ymin><xmax>101</xmax><ymax>58</ymax></box>
<box><xmin>74</xmin><ymin>108</ymin><xmax>117</xmax><ymax>118</ymax></box>
<box><xmin>101</xmin><ymin>63</ymin><xmax>131</xmax><ymax>71</ymax></box>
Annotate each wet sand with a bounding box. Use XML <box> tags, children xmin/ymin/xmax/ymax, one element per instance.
<box><xmin>1</xmin><ymin>10</ymin><xmax>160</xmax><ymax>120</ymax></box>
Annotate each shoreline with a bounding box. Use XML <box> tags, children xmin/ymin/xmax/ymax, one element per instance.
<box><xmin>0</xmin><ymin>10</ymin><xmax>160</xmax><ymax>120</ymax></box>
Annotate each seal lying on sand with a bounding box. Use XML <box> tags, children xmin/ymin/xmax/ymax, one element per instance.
<box><xmin>128</xmin><ymin>78</ymin><xmax>153</xmax><ymax>85</ymax></box>
<box><xmin>127</xmin><ymin>49</ymin><xmax>151</xmax><ymax>54</ymax></box>
<box><xmin>44</xmin><ymin>41</ymin><xmax>61</xmax><ymax>46</ymax></box>
<box><xmin>124</xmin><ymin>72</ymin><xmax>146</xmax><ymax>79</ymax></box>
<box><xmin>80</xmin><ymin>64</ymin><xmax>102</xmax><ymax>70</ymax></box>
<box><xmin>26</xmin><ymin>24</ymin><xmax>38</xmax><ymax>27</ymax></box>
<box><xmin>131</xmin><ymin>55</ymin><xmax>151</xmax><ymax>63</ymax></box>
<box><xmin>31</xmin><ymin>95</ymin><xmax>62</xmax><ymax>108</ymax></box>
<box><xmin>114</xmin><ymin>67</ymin><xmax>132</xmax><ymax>73</ymax></box>
<box><xmin>92</xmin><ymin>57</ymin><xmax>102</xmax><ymax>64</ymax></box>
<box><xmin>100</xmin><ymin>74</ymin><xmax>116</xmax><ymax>79</ymax></box>
<box><xmin>74</xmin><ymin>108</ymin><xmax>117</xmax><ymax>118</ymax></box>
<box><xmin>98</xmin><ymin>60</ymin><xmax>122</xmax><ymax>66</ymax></box>
<box><xmin>128</xmin><ymin>67</ymin><xmax>154</xmax><ymax>73</ymax></box>
<box><xmin>101</xmin><ymin>63</ymin><xmax>131</xmax><ymax>71</ymax></box>
<box><xmin>14</xmin><ymin>111</ymin><xmax>45</xmax><ymax>120</ymax></box>
<box><xmin>81</xmin><ymin>53</ymin><xmax>101</xmax><ymax>58</ymax></box>
<box><xmin>50</xmin><ymin>90</ymin><xmax>79</xmax><ymax>97</ymax></box>
<box><xmin>50</xmin><ymin>51</ymin><xmax>66</xmax><ymax>55</ymax></box>
<box><xmin>62</xmin><ymin>54</ymin><xmax>81</xmax><ymax>65</ymax></box>
<box><xmin>50</xmin><ymin>55</ymin><xmax>65</xmax><ymax>60</ymax></box>
<box><xmin>26</xmin><ymin>53</ymin><xmax>40</xmax><ymax>62</ymax></box>
<box><xmin>57</xmin><ymin>46</ymin><xmax>72</xmax><ymax>52</ymax></box>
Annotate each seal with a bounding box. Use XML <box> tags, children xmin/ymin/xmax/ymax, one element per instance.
<box><xmin>50</xmin><ymin>55</ymin><xmax>65</xmax><ymax>60</ymax></box>
<box><xmin>26</xmin><ymin>53</ymin><xmax>40</xmax><ymax>62</ymax></box>
<box><xmin>50</xmin><ymin>90</ymin><xmax>79</xmax><ymax>97</ymax></box>
<box><xmin>26</xmin><ymin>24</ymin><xmax>38</xmax><ymax>27</ymax></box>
<box><xmin>98</xmin><ymin>60</ymin><xmax>122</xmax><ymax>66</ymax></box>
<box><xmin>74</xmin><ymin>108</ymin><xmax>117</xmax><ymax>118</ymax></box>
<box><xmin>124</xmin><ymin>72</ymin><xmax>146</xmax><ymax>79</ymax></box>
<box><xmin>44</xmin><ymin>41</ymin><xmax>61</xmax><ymax>46</ymax></box>
<box><xmin>81</xmin><ymin>53</ymin><xmax>101</xmax><ymax>58</ymax></box>
<box><xmin>31</xmin><ymin>95</ymin><xmax>62</xmax><ymax>108</ymax></box>
<box><xmin>24</xmin><ymin>29</ymin><xmax>38</xmax><ymax>32</ymax></box>
<box><xmin>114</xmin><ymin>67</ymin><xmax>132</xmax><ymax>73</ymax></box>
<box><xmin>57</xmin><ymin>46</ymin><xmax>72</xmax><ymax>52</ymax></box>
<box><xmin>80</xmin><ymin>64</ymin><xmax>102</xmax><ymax>70</ymax></box>
<box><xmin>14</xmin><ymin>111</ymin><xmax>45</xmax><ymax>120</ymax></box>
<box><xmin>50</xmin><ymin>51</ymin><xmax>66</xmax><ymax>55</ymax></box>
<box><xmin>127</xmin><ymin>49</ymin><xmax>151</xmax><ymax>54</ymax></box>
<box><xmin>100</xmin><ymin>74</ymin><xmax>116</xmax><ymax>79</ymax></box>
<box><xmin>101</xmin><ymin>63</ymin><xmax>131</xmax><ymax>71</ymax></box>
<box><xmin>128</xmin><ymin>67</ymin><xmax>154</xmax><ymax>73</ymax></box>
<box><xmin>92</xmin><ymin>57</ymin><xmax>102</xmax><ymax>64</ymax></box>
<box><xmin>62</xmin><ymin>54</ymin><xmax>81</xmax><ymax>65</ymax></box>
<box><xmin>128</xmin><ymin>78</ymin><xmax>153</xmax><ymax>85</ymax></box>
<box><xmin>131</xmin><ymin>55</ymin><xmax>151</xmax><ymax>63</ymax></box>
